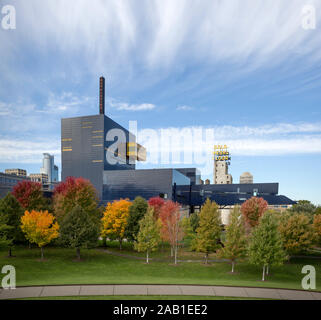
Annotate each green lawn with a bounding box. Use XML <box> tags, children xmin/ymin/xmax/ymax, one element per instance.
<box><xmin>19</xmin><ymin>295</ymin><xmax>268</xmax><ymax>300</ymax></box>
<box><xmin>0</xmin><ymin>246</ymin><xmax>320</xmax><ymax>290</ymax></box>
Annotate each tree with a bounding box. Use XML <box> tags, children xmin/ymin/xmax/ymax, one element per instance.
<box><xmin>59</xmin><ymin>205</ymin><xmax>99</xmax><ymax>260</ymax></box>
<box><xmin>134</xmin><ymin>207</ymin><xmax>162</xmax><ymax>263</ymax></box>
<box><xmin>159</xmin><ymin>200</ymin><xmax>184</xmax><ymax>264</ymax></box>
<box><xmin>288</xmin><ymin>200</ymin><xmax>316</xmax><ymax>215</ymax></box>
<box><xmin>313</xmin><ymin>214</ymin><xmax>321</xmax><ymax>245</ymax></box>
<box><xmin>125</xmin><ymin>196</ymin><xmax>148</xmax><ymax>241</ymax></box>
<box><xmin>101</xmin><ymin>199</ymin><xmax>131</xmax><ymax>250</ymax></box>
<box><xmin>20</xmin><ymin>210</ymin><xmax>59</xmax><ymax>259</ymax></box>
<box><xmin>0</xmin><ymin>193</ymin><xmax>24</xmax><ymax>256</ymax></box>
<box><xmin>241</xmin><ymin>197</ymin><xmax>268</xmax><ymax>229</ymax></box>
<box><xmin>53</xmin><ymin>177</ymin><xmax>99</xmax><ymax>221</ymax></box>
<box><xmin>190</xmin><ymin>212</ymin><xmax>200</xmax><ymax>233</ymax></box>
<box><xmin>278</xmin><ymin>212</ymin><xmax>315</xmax><ymax>255</ymax></box>
<box><xmin>148</xmin><ymin>197</ymin><xmax>165</xmax><ymax>220</ymax></box>
<box><xmin>248</xmin><ymin>212</ymin><xmax>287</xmax><ymax>281</ymax></box>
<box><xmin>192</xmin><ymin>199</ymin><xmax>222</xmax><ymax>264</ymax></box>
<box><xmin>217</xmin><ymin>206</ymin><xmax>247</xmax><ymax>273</ymax></box>
<box><xmin>12</xmin><ymin>180</ymin><xmax>46</xmax><ymax>211</ymax></box>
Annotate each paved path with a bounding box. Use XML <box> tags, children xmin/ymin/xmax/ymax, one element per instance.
<box><xmin>0</xmin><ymin>285</ymin><xmax>320</xmax><ymax>300</ymax></box>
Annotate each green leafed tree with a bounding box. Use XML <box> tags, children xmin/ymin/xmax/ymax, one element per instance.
<box><xmin>217</xmin><ymin>206</ymin><xmax>247</xmax><ymax>273</ymax></box>
<box><xmin>278</xmin><ymin>212</ymin><xmax>315</xmax><ymax>256</ymax></box>
<box><xmin>248</xmin><ymin>212</ymin><xmax>287</xmax><ymax>281</ymax></box>
<box><xmin>193</xmin><ymin>198</ymin><xmax>222</xmax><ymax>264</ymax></box>
<box><xmin>134</xmin><ymin>207</ymin><xmax>161</xmax><ymax>263</ymax></box>
<box><xmin>0</xmin><ymin>193</ymin><xmax>25</xmax><ymax>256</ymax></box>
<box><xmin>59</xmin><ymin>205</ymin><xmax>99</xmax><ymax>260</ymax></box>
<box><xmin>125</xmin><ymin>196</ymin><xmax>148</xmax><ymax>242</ymax></box>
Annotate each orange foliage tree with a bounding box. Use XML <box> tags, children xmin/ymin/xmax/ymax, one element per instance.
<box><xmin>159</xmin><ymin>200</ymin><xmax>184</xmax><ymax>264</ymax></box>
<box><xmin>21</xmin><ymin>210</ymin><xmax>59</xmax><ymax>259</ymax></box>
<box><xmin>53</xmin><ymin>177</ymin><xmax>99</xmax><ymax>220</ymax></box>
<box><xmin>101</xmin><ymin>199</ymin><xmax>131</xmax><ymax>249</ymax></box>
<box><xmin>241</xmin><ymin>197</ymin><xmax>268</xmax><ymax>229</ymax></box>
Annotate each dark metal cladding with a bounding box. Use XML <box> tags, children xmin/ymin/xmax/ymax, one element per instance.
<box><xmin>99</xmin><ymin>76</ymin><xmax>105</xmax><ymax>115</ymax></box>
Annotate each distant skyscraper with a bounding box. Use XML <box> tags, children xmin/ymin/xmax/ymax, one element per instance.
<box><xmin>40</xmin><ymin>153</ymin><xmax>59</xmax><ymax>183</ymax></box>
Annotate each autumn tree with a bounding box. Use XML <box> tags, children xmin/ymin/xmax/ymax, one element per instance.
<box><xmin>101</xmin><ymin>199</ymin><xmax>131</xmax><ymax>250</ymax></box>
<box><xmin>278</xmin><ymin>213</ymin><xmax>315</xmax><ymax>255</ymax></box>
<box><xmin>148</xmin><ymin>197</ymin><xmax>165</xmax><ymax>220</ymax></box>
<box><xmin>53</xmin><ymin>177</ymin><xmax>99</xmax><ymax>221</ymax></box>
<box><xmin>21</xmin><ymin>210</ymin><xmax>59</xmax><ymax>259</ymax></box>
<box><xmin>313</xmin><ymin>214</ymin><xmax>321</xmax><ymax>245</ymax></box>
<box><xmin>159</xmin><ymin>200</ymin><xmax>184</xmax><ymax>264</ymax></box>
<box><xmin>0</xmin><ymin>193</ymin><xmax>24</xmax><ymax>256</ymax></box>
<box><xmin>12</xmin><ymin>180</ymin><xmax>46</xmax><ymax>211</ymax></box>
<box><xmin>241</xmin><ymin>197</ymin><xmax>268</xmax><ymax>229</ymax></box>
<box><xmin>193</xmin><ymin>199</ymin><xmax>222</xmax><ymax>264</ymax></box>
<box><xmin>125</xmin><ymin>196</ymin><xmax>148</xmax><ymax>241</ymax></box>
<box><xmin>134</xmin><ymin>207</ymin><xmax>162</xmax><ymax>263</ymax></box>
<box><xmin>248</xmin><ymin>212</ymin><xmax>287</xmax><ymax>281</ymax></box>
<box><xmin>60</xmin><ymin>205</ymin><xmax>99</xmax><ymax>260</ymax></box>
<box><xmin>217</xmin><ymin>206</ymin><xmax>247</xmax><ymax>273</ymax></box>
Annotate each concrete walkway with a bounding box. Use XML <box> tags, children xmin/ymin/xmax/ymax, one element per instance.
<box><xmin>0</xmin><ymin>285</ymin><xmax>320</xmax><ymax>300</ymax></box>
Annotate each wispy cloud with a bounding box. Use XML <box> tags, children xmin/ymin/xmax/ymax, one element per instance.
<box><xmin>110</xmin><ymin>99</ymin><xmax>155</xmax><ymax>111</ymax></box>
<box><xmin>176</xmin><ymin>105</ymin><xmax>193</xmax><ymax>111</ymax></box>
<box><xmin>137</xmin><ymin>122</ymin><xmax>321</xmax><ymax>157</ymax></box>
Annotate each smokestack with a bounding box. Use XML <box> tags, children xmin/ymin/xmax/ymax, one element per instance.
<box><xmin>99</xmin><ymin>76</ymin><xmax>105</xmax><ymax>115</ymax></box>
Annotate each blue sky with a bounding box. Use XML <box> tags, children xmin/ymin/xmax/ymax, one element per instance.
<box><xmin>0</xmin><ymin>0</ymin><xmax>321</xmax><ymax>204</ymax></box>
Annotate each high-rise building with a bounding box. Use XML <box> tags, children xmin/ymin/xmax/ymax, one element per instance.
<box><xmin>5</xmin><ymin>169</ymin><xmax>27</xmax><ymax>177</ymax></box>
<box><xmin>240</xmin><ymin>172</ymin><xmax>254</xmax><ymax>184</ymax></box>
<box><xmin>40</xmin><ymin>153</ymin><xmax>59</xmax><ymax>183</ymax></box>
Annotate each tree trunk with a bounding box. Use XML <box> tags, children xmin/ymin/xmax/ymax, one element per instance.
<box><xmin>205</xmin><ymin>253</ymin><xmax>208</xmax><ymax>264</ymax></box>
<box><xmin>266</xmin><ymin>265</ymin><xmax>269</xmax><ymax>275</ymax></box>
<box><xmin>146</xmin><ymin>250</ymin><xmax>149</xmax><ymax>264</ymax></box>
<box><xmin>119</xmin><ymin>239</ymin><xmax>122</xmax><ymax>250</ymax></box>
<box><xmin>174</xmin><ymin>246</ymin><xmax>178</xmax><ymax>265</ymax></box>
<box><xmin>8</xmin><ymin>247</ymin><xmax>12</xmax><ymax>257</ymax></box>
<box><xmin>76</xmin><ymin>248</ymin><xmax>81</xmax><ymax>260</ymax></box>
<box><xmin>262</xmin><ymin>265</ymin><xmax>266</xmax><ymax>281</ymax></box>
<box><xmin>103</xmin><ymin>237</ymin><xmax>107</xmax><ymax>247</ymax></box>
<box><xmin>231</xmin><ymin>261</ymin><xmax>235</xmax><ymax>273</ymax></box>
<box><xmin>41</xmin><ymin>247</ymin><xmax>44</xmax><ymax>260</ymax></box>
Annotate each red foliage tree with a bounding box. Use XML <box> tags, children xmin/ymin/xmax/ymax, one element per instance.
<box><xmin>53</xmin><ymin>177</ymin><xmax>99</xmax><ymax>220</ymax></box>
<box><xmin>241</xmin><ymin>197</ymin><xmax>268</xmax><ymax>229</ymax></box>
<box><xmin>148</xmin><ymin>197</ymin><xmax>165</xmax><ymax>220</ymax></box>
<box><xmin>12</xmin><ymin>180</ymin><xmax>45</xmax><ymax>211</ymax></box>
<box><xmin>159</xmin><ymin>200</ymin><xmax>184</xmax><ymax>264</ymax></box>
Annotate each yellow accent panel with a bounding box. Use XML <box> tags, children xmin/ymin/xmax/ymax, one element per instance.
<box><xmin>92</xmin><ymin>144</ymin><xmax>103</xmax><ymax>147</ymax></box>
<box><xmin>92</xmin><ymin>130</ymin><xmax>103</xmax><ymax>133</ymax></box>
<box><xmin>92</xmin><ymin>136</ymin><xmax>103</xmax><ymax>139</ymax></box>
<box><xmin>62</xmin><ymin>138</ymin><xmax>72</xmax><ymax>142</ymax></box>
<box><xmin>92</xmin><ymin>160</ymin><xmax>103</xmax><ymax>163</ymax></box>
<box><xmin>82</xmin><ymin>126</ymin><xmax>93</xmax><ymax>129</ymax></box>
<box><xmin>62</xmin><ymin>149</ymin><xmax>72</xmax><ymax>152</ymax></box>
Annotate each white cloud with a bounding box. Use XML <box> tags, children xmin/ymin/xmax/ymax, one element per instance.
<box><xmin>176</xmin><ymin>105</ymin><xmax>193</xmax><ymax>111</ymax></box>
<box><xmin>110</xmin><ymin>100</ymin><xmax>155</xmax><ymax>111</ymax></box>
<box><xmin>137</xmin><ymin>122</ymin><xmax>321</xmax><ymax>157</ymax></box>
<box><xmin>0</xmin><ymin>137</ymin><xmax>60</xmax><ymax>164</ymax></box>
<box><xmin>46</xmin><ymin>92</ymin><xmax>92</xmax><ymax>113</ymax></box>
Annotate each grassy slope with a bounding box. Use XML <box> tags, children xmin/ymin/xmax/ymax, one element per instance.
<box><xmin>0</xmin><ymin>246</ymin><xmax>320</xmax><ymax>290</ymax></box>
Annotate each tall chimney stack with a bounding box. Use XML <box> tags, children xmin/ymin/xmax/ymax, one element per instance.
<box><xmin>99</xmin><ymin>76</ymin><xmax>105</xmax><ymax>115</ymax></box>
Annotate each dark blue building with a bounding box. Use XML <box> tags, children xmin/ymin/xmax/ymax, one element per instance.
<box><xmin>61</xmin><ymin>77</ymin><xmax>296</xmax><ymax>209</ymax></box>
